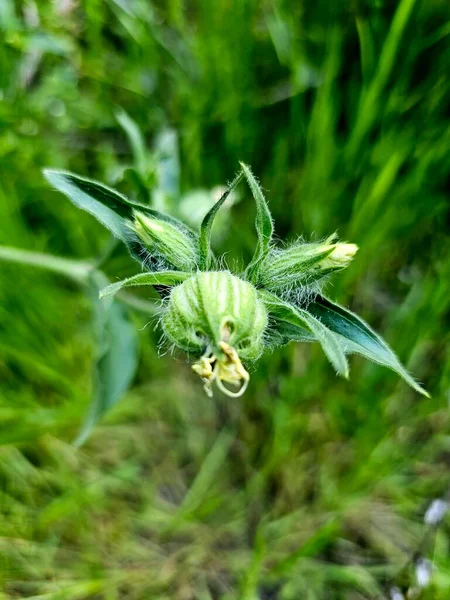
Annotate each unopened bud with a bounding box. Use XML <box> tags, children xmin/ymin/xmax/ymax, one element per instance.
<box><xmin>133</xmin><ymin>210</ymin><xmax>198</xmax><ymax>271</ymax></box>
<box><xmin>320</xmin><ymin>243</ymin><xmax>358</xmax><ymax>270</ymax></box>
<box><xmin>258</xmin><ymin>238</ymin><xmax>358</xmax><ymax>292</ymax></box>
<box><xmin>162</xmin><ymin>271</ymin><xmax>268</xmax><ymax>396</ymax></box>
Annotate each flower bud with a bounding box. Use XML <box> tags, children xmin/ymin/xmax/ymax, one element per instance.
<box><xmin>319</xmin><ymin>243</ymin><xmax>358</xmax><ymax>270</ymax></box>
<box><xmin>132</xmin><ymin>210</ymin><xmax>198</xmax><ymax>271</ymax></box>
<box><xmin>162</xmin><ymin>271</ymin><xmax>268</xmax><ymax>396</ymax></box>
<box><xmin>258</xmin><ymin>238</ymin><xmax>358</xmax><ymax>292</ymax></box>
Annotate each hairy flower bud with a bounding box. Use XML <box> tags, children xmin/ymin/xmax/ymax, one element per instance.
<box><xmin>258</xmin><ymin>238</ymin><xmax>358</xmax><ymax>293</ymax></box>
<box><xmin>162</xmin><ymin>271</ymin><xmax>268</xmax><ymax>396</ymax></box>
<box><xmin>133</xmin><ymin>210</ymin><xmax>198</xmax><ymax>271</ymax></box>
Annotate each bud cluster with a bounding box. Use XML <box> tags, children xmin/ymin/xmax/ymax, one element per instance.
<box><xmin>46</xmin><ymin>164</ymin><xmax>428</xmax><ymax>399</ymax></box>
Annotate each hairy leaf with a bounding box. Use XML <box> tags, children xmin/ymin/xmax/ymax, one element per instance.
<box><xmin>43</xmin><ymin>170</ymin><xmax>197</xmax><ymax>270</ymax></box>
<box><xmin>198</xmin><ymin>170</ymin><xmax>244</xmax><ymax>270</ymax></box>
<box><xmin>44</xmin><ymin>170</ymin><xmax>132</xmax><ymax>240</ymax></box>
<box><xmin>308</xmin><ymin>296</ymin><xmax>429</xmax><ymax>396</ymax></box>
<box><xmin>260</xmin><ymin>291</ymin><xmax>349</xmax><ymax>377</ymax></box>
<box><xmin>240</xmin><ymin>163</ymin><xmax>274</xmax><ymax>283</ymax></box>
<box><xmin>100</xmin><ymin>270</ymin><xmax>190</xmax><ymax>299</ymax></box>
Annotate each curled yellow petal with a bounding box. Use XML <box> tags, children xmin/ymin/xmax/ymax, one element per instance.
<box><xmin>192</xmin><ymin>342</ymin><xmax>250</xmax><ymax>398</ymax></box>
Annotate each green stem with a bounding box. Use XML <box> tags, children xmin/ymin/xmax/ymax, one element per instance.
<box><xmin>0</xmin><ymin>245</ymin><xmax>158</xmax><ymax>314</ymax></box>
<box><xmin>0</xmin><ymin>245</ymin><xmax>92</xmax><ymax>281</ymax></box>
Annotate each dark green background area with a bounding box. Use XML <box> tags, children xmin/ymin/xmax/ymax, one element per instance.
<box><xmin>0</xmin><ymin>0</ymin><xmax>449</xmax><ymax>598</ymax></box>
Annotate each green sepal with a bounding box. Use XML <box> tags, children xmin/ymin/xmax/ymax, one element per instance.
<box><xmin>100</xmin><ymin>270</ymin><xmax>190</xmax><ymax>299</ymax></box>
<box><xmin>198</xmin><ymin>170</ymin><xmax>244</xmax><ymax>270</ymax></box>
<box><xmin>308</xmin><ymin>296</ymin><xmax>429</xmax><ymax>396</ymax></box>
<box><xmin>240</xmin><ymin>163</ymin><xmax>274</xmax><ymax>283</ymax></box>
<box><xmin>259</xmin><ymin>290</ymin><xmax>349</xmax><ymax>377</ymax></box>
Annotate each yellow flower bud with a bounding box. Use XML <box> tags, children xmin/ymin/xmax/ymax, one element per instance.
<box><xmin>319</xmin><ymin>243</ymin><xmax>358</xmax><ymax>269</ymax></box>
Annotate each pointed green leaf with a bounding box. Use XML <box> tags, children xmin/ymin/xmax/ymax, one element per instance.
<box><xmin>308</xmin><ymin>296</ymin><xmax>429</xmax><ymax>396</ymax></box>
<box><xmin>198</xmin><ymin>170</ymin><xmax>244</xmax><ymax>270</ymax></box>
<box><xmin>260</xmin><ymin>290</ymin><xmax>349</xmax><ymax>377</ymax></box>
<box><xmin>153</xmin><ymin>127</ymin><xmax>181</xmax><ymax>211</ymax></box>
<box><xmin>100</xmin><ymin>270</ymin><xmax>190</xmax><ymax>299</ymax></box>
<box><xmin>44</xmin><ymin>169</ymin><xmax>195</xmax><ymax>236</ymax></box>
<box><xmin>43</xmin><ymin>170</ymin><xmax>198</xmax><ymax>271</ymax></box>
<box><xmin>44</xmin><ymin>169</ymin><xmax>133</xmax><ymax>240</ymax></box>
<box><xmin>240</xmin><ymin>163</ymin><xmax>274</xmax><ymax>282</ymax></box>
<box><xmin>75</xmin><ymin>272</ymin><xmax>139</xmax><ymax>446</ymax></box>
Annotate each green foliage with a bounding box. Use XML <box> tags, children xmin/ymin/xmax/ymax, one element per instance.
<box><xmin>75</xmin><ymin>272</ymin><xmax>139</xmax><ymax>447</ymax></box>
<box><xmin>260</xmin><ymin>290</ymin><xmax>349</xmax><ymax>378</ymax></box>
<box><xmin>1</xmin><ymin>0</ymin><xmax>449</xmax><ymax>598</ymax></box>
<box><xmin>100</xmin><ymin>270</ymin><xmax>191</xmax><ymax>299</ymax></box>
<box><xmin>0</xmin><ymin>247</ymin><xmax>141</xmax><ymax>446</ymax></box>
<box><xmin>308</xmin><ymin>296</ymin><xmax>429</xmax><ymax>397</ymax></box>
<box><xmin>133</xmin><ymin>210</ymin><xmax>199</xmax><ymax>272</ymax></box>
<box><xmin>240</xmin><ymin>162</ymin><xmax>274</xmax><ymax>283</ymax></box>
<box><xmin>46</xmin><ymin>162</ymin><xmax>422</xmax><ymax>400</ymax></box>
<box><xmin>44</xmin><ymin>170</ymin><xmax>197</xmax><ymax>270</ymax></box>
<box><xmin>198</xmin><ymin>170</ymin><xmax>244</xmax><ymax>270</ymax></box>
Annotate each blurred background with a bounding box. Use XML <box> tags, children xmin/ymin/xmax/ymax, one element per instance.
<box><xmin>1</xmin><ymin>1</ymin><xmax>450</xmax><ymax>598</ymax></box>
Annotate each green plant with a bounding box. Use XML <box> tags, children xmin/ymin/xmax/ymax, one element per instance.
<box><xmin>44</xmin><ymin>163</ymin><xmax>428</xmax><ymax>400</ymax></box>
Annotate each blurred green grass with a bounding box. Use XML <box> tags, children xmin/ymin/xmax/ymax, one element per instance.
<box><xmin>1</xmin><ymin>0</ymin><xmax>450</xmax><ymax>598</ymax></box>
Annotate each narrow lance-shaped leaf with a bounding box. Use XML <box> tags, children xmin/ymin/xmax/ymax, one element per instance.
<box><xmin>308</xmin><ymin>296</ymin><xmax>429</xmax><ymax>396</ymax></box>
<box><xmin>75</xmin><ymin>271</ymin><xmax>139</xmax><ymax>446</ymax></box>
<box><xmin>198</xmin><ymin>170</ymin><xmax>244</xmax><ymax>270</ymax></box>
<box><xmin>259</xmin><ymin>290</ymin><xmax>349</xmax><ymax>377</ymax></box>
<box><xmin>44</xmin><ymin>170</ymin><xmax>194</xmax><ymax>233</ymax></box>
<box><xmin>43</xmin><ymin>169</ymin><xmax>133</xmax><ymax>240</ymax></box>
<box><xmin>240</xmin><ymin>162</ymin><xmax>274</xmax><ymax>283</ymax></box>
<box><xmin>153</xmin><ymin>128</ymin><xmax>181</xmax><ymax>212</ymax></box>
<box><xmin>43</xmin><ymin>170</ymin><xmax>198</xmax><ymax>270</ymax></box>
<box><xmin>115</xmin><ymin>109</ymin><xmax>151</xmax><ymax>204</ymax></box>
<box><xmin>100</xmin><ymin>270</ymin><xmax>190</xmax><ymax>299</ymax></box>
